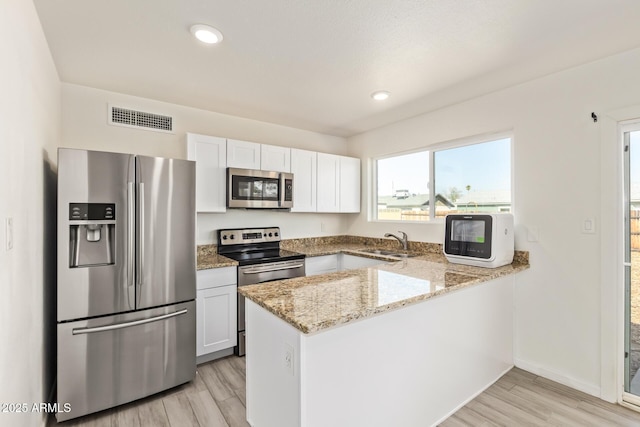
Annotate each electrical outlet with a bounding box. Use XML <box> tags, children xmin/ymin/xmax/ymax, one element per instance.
<box><xmin>5</xmin><ymin>217</ymin><xmax>13</xmax><ymax>251</ymax></box>
<box><xmin>284</xmin><ymin>343</ymin><xmax>294</xmax><ymax>376</ymax></box>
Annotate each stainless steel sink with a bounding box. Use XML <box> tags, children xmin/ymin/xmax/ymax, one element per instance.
<box><xmin>359</xmin><ymin>249</ymin><xmax>417</xmax><ymax>258</ymax></box>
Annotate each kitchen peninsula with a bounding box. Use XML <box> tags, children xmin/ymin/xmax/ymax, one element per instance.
<box><xmin>240</xmin><ymin>250</ymin><xmax>529</xmax><ymax>427</ymax></box>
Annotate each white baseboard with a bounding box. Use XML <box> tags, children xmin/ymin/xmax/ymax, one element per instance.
<box><xmin>514</xmin><ymin>358</ymin><xmax>601</xmax><ymax>398</ymax></box>
<box><xmin>431</xmin><ymin>364</ymin><xmax>514</xmax><ymax>426</ymax></box>
<box><xmin>196</xmin><ymin>347</ymin><xmax>234</xmax><ymax>365</ymax></box>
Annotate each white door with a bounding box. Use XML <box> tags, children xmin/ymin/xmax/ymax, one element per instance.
<box><xmin>623</xmin><ymin>122</ymin><xmax>640</xmax><ymax>404</ymax></box>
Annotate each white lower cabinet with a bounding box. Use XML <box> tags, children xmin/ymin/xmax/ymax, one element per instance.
<box><xmin>305</xmin><ymin>255</ymin><xmax>339</xmax><ymax>276</ymax></box>
<box><xmin>306</xmin><ymin>254</ymin><xmax>387</xmax><ymax>276</ymax></box>
<box><xmin>339</xmin><ymin>254</ymin><xmax>386</xmax><ymax>270</ymax></box>
<box><xmin>196</xmin><ymin>267</ymin><xmax>237</xmax><ymax>357</ymax></box>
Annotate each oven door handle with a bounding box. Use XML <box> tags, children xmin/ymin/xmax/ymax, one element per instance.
<box><xmin>241</xmin><ymin>263</ymin><xmax>305</xmax><ymax>274</ymax></box>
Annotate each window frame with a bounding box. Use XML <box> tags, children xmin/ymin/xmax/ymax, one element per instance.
<box><xmin>370</xmin><ymin>131</ymin><xmax>513</xmax><ymax>223</ymax></box>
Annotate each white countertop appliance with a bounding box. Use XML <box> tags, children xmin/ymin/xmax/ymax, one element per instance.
<box><xmin>443</xmin><ymin>213</ymin><xmax>514</xmax><ymax>268</ymax></box>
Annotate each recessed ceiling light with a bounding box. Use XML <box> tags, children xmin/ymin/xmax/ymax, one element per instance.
<box><xmin>371</xmin><ymin>91</ymin><xmax>391</xmax><ymax>101</ymax></box>
<box><xmin>190</xmin><ymin>24</ymin><xmax>223</xmax><ymax>44</ymax></box>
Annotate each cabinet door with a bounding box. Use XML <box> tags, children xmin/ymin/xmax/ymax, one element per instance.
<box><xmin>227</xmin><ymin>139</ymin><xmax>261</xmax><ymax>169</ymax></box>
<box><xmin>317</xmin><ymin>153</ymin><xmax>340</xmax><ymax>212</ymax></box>
<box><xmin>261</xmin><ymin>144</ymin><xmax>291</xmax><ymax>172</ymax></box>
<box><xmin>187</xmin><ymin>133</ymin><xmax>227</xmax><ymax>213</ymax></box>
<box><xmin>290</xmin><ymin>148</ymin><xmax>317</xmax><ymax>212</ymax></box>
<box><xmin>196</xmin><ymin>285</ymin><xmax>237</xmax><ymax>356</ymax></box>
<box><xmin>339</xmin><ymin>156</ymin><xmax>361</xmax><ymax>213</ymax></box>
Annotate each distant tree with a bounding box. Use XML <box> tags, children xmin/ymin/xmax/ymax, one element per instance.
<box><xmin>448</xmin><ymin>187</ymin><xmax>461</xmax><ymax>203</ymax></box>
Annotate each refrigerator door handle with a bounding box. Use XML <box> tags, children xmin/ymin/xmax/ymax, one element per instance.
<box><xmin>71</xmin><ymin>309</ymin><xmax>188</xmax><ymax>335</ymax></box>
<box><xmin>127</xmin><ymin>182</ymin><xmax>135</xmax><ymax>287</ymax></box>
<box><xmin>137</xmin><ymin>182</ymin><xmax>145</xmax><ymax>287</ymax></box>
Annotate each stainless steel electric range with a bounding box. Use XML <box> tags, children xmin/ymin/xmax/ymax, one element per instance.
<box><xmin>217</xmin><ymin>227</ymin><xmax>305</xmax><ymax>356</ymax></box>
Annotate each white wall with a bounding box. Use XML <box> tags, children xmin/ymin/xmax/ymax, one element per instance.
<box><xmin>61</xmin><ymin>84</ymin><xmax>349</xmax><ymax>244</ymax></box>
<box><xmin>347</xmin><ymin>47</ymin><xmax>640</xmax><ymax>399</ymax></box>
<box><xmin>0</xmin><ymin>1</ymin><xmax>61</xmax><ymax>427</ymax></box>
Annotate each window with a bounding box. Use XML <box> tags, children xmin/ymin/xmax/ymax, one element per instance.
<box><xmin>374</xmin><ymin>136</ymin><xmax>511</xmax><ymax>221</ymax></box>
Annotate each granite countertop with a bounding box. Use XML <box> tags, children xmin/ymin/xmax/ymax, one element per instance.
<box><xmin>239</xmin><ymin>251</ymin><xmax>529</xmax><ymax>334</ymax></box>
<box><xmin>196</xmin><ymin>245</ymin><xmax>237</xmax><ymax>270</ymax></box>
<box><xmin>199</xmin><ymin>236</ymin><xmax>529</xmax><ymax>334</ymax></box>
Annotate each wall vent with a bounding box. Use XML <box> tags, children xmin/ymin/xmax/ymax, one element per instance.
<box><xmin>108</xmin><ymin>105</ymin><xmax>174</xmax><ymax>133</ymax></box>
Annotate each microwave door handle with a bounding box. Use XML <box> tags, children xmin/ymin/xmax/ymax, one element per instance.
<box><xmin>279</xmin><ymin>173</ymin><xmax>285</xmax><ymax>207</ymax></box>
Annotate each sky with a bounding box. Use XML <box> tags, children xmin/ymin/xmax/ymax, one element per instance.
<box><xmin>377</xmin><ymin>138</ymin><xmax>511</xmax><ymax>197</ymax></box>
<box><xmin>631</xmin><ymin>131</ymin><xmax>640</xmax><ymax>184</ymax></box>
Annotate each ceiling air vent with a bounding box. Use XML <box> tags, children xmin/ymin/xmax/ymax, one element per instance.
<box><xmin>108</xmin><ymin>105</ymin><xmax>174</xmax><ymax>134</ymax></box>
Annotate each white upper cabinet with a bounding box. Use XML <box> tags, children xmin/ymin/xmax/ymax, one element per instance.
<box><xmin>261</xmin><ymin>144</ymin><xmax>291</xmax><ymax>172</ymax></box>
<box><xmin>316</xmin><ymin>153</ymin><xmax>361</xmax><ymax>213</ymax></box>
<box><xmin>290</xmin><ymin>148</ymin><xmax>317</xmax><ymax>212</ymax></box>
<box><xmin>188</xmin><ymin>132</ymin><xmax>359</xmax><ymax>214</ymax></box>
<box><xmin>317</xmin><ymin>153</ymin><xmax>341</xmax><ymax>212</ymax></box>
<box><xmin>339</xmin><ymin>156</ymin><xmax>361</xmax><ymax>213</ymax></box>
<box><xmin>187</xmin><ymin>133</ymin><xmax>227</xmax><ymax>213</ymax></box>
<box><xmin>227</xmin><ymin>139</ymin><xmax>261</xmax><ymax>170</ymax></box>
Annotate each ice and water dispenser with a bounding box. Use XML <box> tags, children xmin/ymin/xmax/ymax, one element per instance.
<box><xmin>68</xmin><ymin>203</ymin><xmax>116</xmax><ymax>267</ymax></box>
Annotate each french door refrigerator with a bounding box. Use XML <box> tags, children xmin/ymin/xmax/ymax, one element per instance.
<box><xmin>56</xmin><ymin>148</ymin><xmax>196</xmax><ymax>422</ymax></box>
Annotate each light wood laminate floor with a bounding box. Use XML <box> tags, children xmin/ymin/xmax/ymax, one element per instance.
<box><xmin>49</xmin><ymin>357</ymin><xmax>640</xmax><ymax>426</ymax></box>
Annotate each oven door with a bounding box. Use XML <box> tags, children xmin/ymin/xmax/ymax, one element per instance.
<box><xmin>236</xmin><ymin>259</ymin><xmax>305</xmax><ymax>355</ymax></box>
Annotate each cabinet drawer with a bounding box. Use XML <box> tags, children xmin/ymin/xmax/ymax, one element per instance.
<box><xmin>197</xmin><ymin>267</ymin><xmax>237</xmax><ymax>291</ymax></box>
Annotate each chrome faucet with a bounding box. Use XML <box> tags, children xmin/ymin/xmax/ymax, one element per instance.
<box><xmin>384</xmin><ymin>231</ymin><xmax>408</xmax><ymax>250</ymax></box>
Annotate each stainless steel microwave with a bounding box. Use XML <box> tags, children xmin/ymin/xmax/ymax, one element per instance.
<box><xmin>227</xmin><ymin>168</ymin><xmax>293</xmax><ymax>209</ymax></box>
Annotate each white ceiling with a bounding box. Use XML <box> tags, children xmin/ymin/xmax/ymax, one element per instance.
<box><xmin>33</xmin><ymin>0</ymin><xmax>640</xmax><ymax>137</ymax></box>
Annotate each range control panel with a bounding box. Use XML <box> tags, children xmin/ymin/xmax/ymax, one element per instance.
<box><xmin>218</xmin><ymin>227</ymin><xmax>281</xmax><ymax>245</ymax></box>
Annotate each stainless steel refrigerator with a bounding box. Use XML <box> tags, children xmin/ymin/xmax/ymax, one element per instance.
<box><xmin>56</xmin><ymin>148</ymin><xmax>196</xmax><ymax>422</ymax></box>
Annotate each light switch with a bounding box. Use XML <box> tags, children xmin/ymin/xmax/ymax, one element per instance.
<box><xmin>5</xmin><ymin>217</ymin><xmax>13</xmax><ymax>251</ymax></box>
<box><xmin>581</xmin><ymin>218</ymin><xmax>596</xmax><ymax>234</ymax></box>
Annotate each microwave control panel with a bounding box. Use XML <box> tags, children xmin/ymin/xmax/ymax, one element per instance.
<box><xmin>284</xmin><ymin>179</ymin><xmax>293</xmax><ymax>202</ymax></box>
